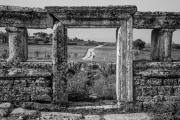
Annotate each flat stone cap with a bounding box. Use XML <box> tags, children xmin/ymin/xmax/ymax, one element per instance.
<box><xmin>0</xmin><ymin>5</ymin><xmax>46</xmax><ymax>12</ymax></box>
<box><xmin>45</xmin><ymin>5</ymin><xmax>137</xmax><ymax>19</ymax></box>
<box><xmin>135</xmin><ymin>11</ymin><xmax>180</xmax><ymax>16</ymax></box>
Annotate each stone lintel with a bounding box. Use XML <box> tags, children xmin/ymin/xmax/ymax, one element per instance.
<box><xmin>45</xmin><ymin>6</ymin><xmax>137</xmax><ymax>24</ymax></box>
<box><xmin>0</xmin><ymin>5</ymin><xmax>53</xmax><ymax>29</ymax></box>
<box><xmin>134</xmin><ymin>11</ymin><xmax>180</xmax><ymax>29</ymax></box>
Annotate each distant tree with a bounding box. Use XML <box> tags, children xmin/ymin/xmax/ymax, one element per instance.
<box><xmin>43</xmin><ymin>37</ymin><xmax>50</xmax><ymax>44</ymax></box>
<box><xmin>133</xmin><ymin>39</ymin><xmax>146</xmax><ymax>50</ymax></box>
<box><xmin>33</xmin><ymin>32</ymin><xmax>48</xmax><ymax>38</ymax></box>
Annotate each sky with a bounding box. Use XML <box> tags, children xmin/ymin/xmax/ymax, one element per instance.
<box><xmin>0</xmin><ymin>0</ymin><xmax>180</xmax><ymax>43</ymax></box>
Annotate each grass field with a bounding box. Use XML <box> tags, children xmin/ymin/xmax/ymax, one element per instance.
<box><xmin>1</xmin><ymin>43</ymin><xmax>180</xmax><ymax>62</ymax></box>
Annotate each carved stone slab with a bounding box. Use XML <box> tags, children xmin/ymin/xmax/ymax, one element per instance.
<box><xmin>134</xmin><ymin>11</ymin><xmax>180</xmax><ymax>29</ymax></box>
<box><xmin>0</xmin><ymin>5</ymin><xmax>53</xmax><ymax>28</ymax></box>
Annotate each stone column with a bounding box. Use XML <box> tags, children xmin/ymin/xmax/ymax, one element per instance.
<box><xmin>52</xmin><ymin>22</ymin><xmax>68</xmax><ymax>104</ymax></box>
<box><xmin>159</xmin><ymin>29</ymin><xmax>175</xmax><ymax>62</ymax></box>
<box><xmin>116</xmin><ymin>17</ymin><xmax>133</xmax><ymax>106</ymax></box>
<box><xmin>150</xmin><ymin>29</ymin><xmax>175</xmax><ymax>62</ymax></box>
<box><xmin>5</xmin><ymin>27</ymin><xmax>28</xmax><ymax>63</ymax></box>
<box><xmin>150</xmin><ymin>29</ymin><xmax>160</xmax><ymax>61</ymax></box>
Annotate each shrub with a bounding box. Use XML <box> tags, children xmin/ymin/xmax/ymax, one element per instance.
<box><xmin>68</xmin><ymin>72</ymin><xmax>90</xmax><ymax>101</ymax></box>
<box><xmin>92</xmin><ymin>75</ymin><xmax>116</xmax><ymax>100</ymax></box>
<box><xmin>133</xmin><ymin>39</ymin><xmax>146</xmax><ymax>50</ymax></box>
<box><xmin>172</xmin><ymin>44</ymin><xmax>180</xmax><ymax>49</ymax></box>
<box><xmin>34</xmin><ymin>51</ymin><xmax>40</xmax><ymax>58</ymax></box>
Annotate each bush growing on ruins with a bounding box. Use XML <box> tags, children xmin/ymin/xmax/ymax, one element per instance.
<box><xmin>92</xmin><ymin>74</ymin><xmax>116</xmax><ymax>100</ymax></box>
<box><xmin>133</xmin><ymin>39</ymin><xmax>146</xmax><ymax>50</ymax></box>
<box><xmin>68</xmin><ymin>72</ymin><xmax>90</xmax><ymax>101</ymax></box>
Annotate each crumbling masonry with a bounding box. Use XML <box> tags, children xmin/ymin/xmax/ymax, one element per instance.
<box><xmin>0</xmin><ymin>5</ymin><xmax>180</xmax><ymax>110</ymax></box>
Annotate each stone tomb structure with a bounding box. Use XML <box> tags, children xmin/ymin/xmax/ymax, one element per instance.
<box><xmin>0</xmin><ymin>5</ymin><xmax>180</xmax><ymax>110</ymax></box>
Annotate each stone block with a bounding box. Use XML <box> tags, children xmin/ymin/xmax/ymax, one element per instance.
<box><xmin>104</xmin><ymin>113</ymin><xmax>153</xmax><ymax>120</ymax></box>
<box><xmin>177</xmin><ymin>78</ymin><xmax>180</xmax><ymax>85</ymax></box>
<box><xmin>134</xmin><ymin>76</ymin><xmax>146</xmax><ymax>86</ymax></box>
<box><xmin>136</xmin><ymin>96</ymin><xmax>152</xmax><ymax>102</ymax></box>
<box><xmin>174</xmin><ymin>86</ymin><xmax>180</xmax><ymax>95</ymax></box>
<box><xmin>142</xmin><ymin>87</ymin><xmax>158</xmax><ymax>96</ymax></box>
<box><xmin>164</xmin><ymin>95</ymin><xmax>180</xmax><ymax>101</ymax></box>
<box><xmin>35</xmin><ymin>87</ymin><xmax>52</xmax><ymax>95</ymax></box>
<box><xmin>163</xmin><ymin>78</ymin><xmax>178</xmax><ymax>86</ymax></box>
<box><xmin>1</xmin><ymin>80</ymin><xmax>13</xmax><ymax>88</ymax></box>
<box><xmin>158</xmin><ymin>86</ymin><xmax>173</xmax><ymax>95</ymax></box>
<box><xmin>146</xmin><ymin>78</ymin><xmax>162</xmax><ymax>86</ymax></box>
<box><xmin>11</xmin><ymin>108</ymin><xmax>41</xmax><ymax>119</ymax></box>
<box><xmin>31</xmin><ymin>94</ymin><xmax>52</xmax><ymax>102</ymax></box>
<box><xmin>35</xmin><ymin>77</ymin><xmax>51</xmax><ymax>87</ymax></box>
<box><xmin>14</xmin><ymin>80</ymin><xmax>27</xmax><ymax>87</ymax></box>
<box><xmin>16</xmin><ymin>94</ymin><xmax>31</xmax><ymax>102</ymax></box>
<box><xmin>134</xmin><ymin>86</ymin><xmax>142</xmax><ymax>97</ymax></box>
<box><xmin>153</xmin><ymin>95</ymin><xmax>164</xmax><ymax>102</ymax></box>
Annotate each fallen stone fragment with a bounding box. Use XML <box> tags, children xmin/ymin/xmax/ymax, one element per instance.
<box><xmin>84</xmin><ymin>115</ymin><xmax>102</xmax><ymax>120</ymax></box>
<box><xmin>11</xmin><ymin>108</ymin><xmax>41</xmax><ymax>119</ymax></box>
<box><xmin>0</xmin><ymin>102</ymin><xmax>13</xmax><ymax>117</ymax></box>
<box><xmin>104</xmin><ymin>113</ymin><xmax>153</xmax><ymax>120</ymax></box>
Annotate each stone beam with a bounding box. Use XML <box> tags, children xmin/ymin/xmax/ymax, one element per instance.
<box><xmin>150</xmin><ymin>29</ymin><xmax>175</xmax><ymax>61</ymax></box>
<box><xmin>45</xmin><ymin>6</ymin><xmax>137</xmax><ymax>19</ymax></box>
<box><xmin>52</xmin><ymin>19</ymin><xmax>125</xmax><ymax>28</ymax></box>
<box><xmin>134</xmin><ymin>11</ymin><xmax>180</xmax><ymax>29</ymax></box>
<box><xmin>0</xmin><ymin>5</ymin><xmax>53</xmax><ymax>29</ymax></box>
<box><xmin>5</xmin><ymin>27</ymin><xmax>28</xmax><ymax>63</ymax></box>
<box><xmin>52</xmin><ymin>22</ymin><xmax>68</xmax><ymax>104</ymax></box>
<box><xmin>116</xmin><ymin>17</ymin><xmax>133</xmax><ymax>106</ymax></box>
<box><xmin>45</xmin><ymin>6</ymin><xmax>137</xmax><ymax>27</ymax></box>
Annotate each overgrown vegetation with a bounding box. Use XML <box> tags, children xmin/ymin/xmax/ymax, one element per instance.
<box><xmin>67</xmin><ymin>61</ymin><xmax>116</xmax><ymax>101</ymax></box>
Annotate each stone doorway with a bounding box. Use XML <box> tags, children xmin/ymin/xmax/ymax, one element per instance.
<box><xmin>45</xmin><ymin>6</ymin><xmax>137</xmax><ymax>105</ymax></box>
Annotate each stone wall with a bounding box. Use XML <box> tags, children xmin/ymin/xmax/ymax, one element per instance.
<box><xmin>0</xmin><ymin>62</ymin><xmax>53</xmax><ymax>103</ymax></box>
<box><xmin>134</xmin><ymin>61</ymin><xmax>180</xmax><ymax>103</ymax></box>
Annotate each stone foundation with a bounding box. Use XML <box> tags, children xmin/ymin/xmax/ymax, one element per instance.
<box><xmin>134</xmin><ymin>61</ymin><xmax>180</xmax><ymax>103</ymax></box>
<box><xmin>0</xmin><ymin>62</ymin><xmax>52</xmax><ymax>103</ymax></box>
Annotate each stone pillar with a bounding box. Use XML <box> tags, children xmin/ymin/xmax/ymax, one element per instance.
<box><xmin>52</xmin><ymin>22</ymin><xmax>68</xmax><ymax>104</ymax></box>
<box><xmin>150</xmin><ymin>29</ymin><xmax>160</xmax><ymax>61</ymax></box>
<box><xmin>159</xmin><ymin>29</ymin><xmax>175</xmax><ymax>62</ymax></box>
<box><xmin>5</xmin><ymin>27</ymin><xmax>28</xmax><ymax>63</ymax></box>
<box><xmin>150</xmin><ymin>29</ymin><xmax>175</xmax><ymax>62</ymax></box>
<box><xmin>116</xmin><ymin>17</ymin><xmax>133</xmax><ymax>106</ymax></box>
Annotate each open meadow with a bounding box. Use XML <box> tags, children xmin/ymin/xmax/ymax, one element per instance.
<box><xmin>1</xmin><ymin>44</ymin><xmax>180</xmax><ymax>62</ymax></box>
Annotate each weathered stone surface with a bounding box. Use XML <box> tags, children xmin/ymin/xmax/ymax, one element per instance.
<box><xmin>163</xmin><ymin>78</ymin><xmax>178</xmax><ymax>86</ymax></box>
<box><xmin>150</xmin><ymin>29</ymin><xmax>160</xmax><ymax>61</ymax></box>
<box><xmin>11</xmin><ymin>108</ymin><xmax>41</xmax><ymax>119</ymax></box>
<box><xmin>52</xmin><ymin>22</ymin><xmax>68</xmax><ymax>103</ymax></box>
<box><xmin>134</xmin><ymin>11</ymin><xmax>180</xmax><ymax>29</ymax></box>
<box><xmin>158</xmin><ymin>86</ymin><xmax>173</xmax><ymax>95</ymax></box>
<box><xmin>0</xmin><ymin>5</ymin><xmax>53</xmax><ymax>28</ymax></box>
<box><xmin>116</xmin><ymin>17</ymin><xmax>133</xmax><ymax>105</ymax></box>
<box><xmin>41</xmin><ymin>112</ymin><xmax>82</xmax><ymax>120</ymax></box>
<box><xmin>85</xmin><ymin>115</ymin><xmax>101</xmax><ymax>120</ymax></box>
<box><xmin>146</xmin><ymin>78</ymin><xmax>162</xmax><ymax>86</ymax></box>
<box><xmin>142</xmin><ymin>87</ymin><xmax>158</xmax><ymax>96</ymax></box>
<box><xmin>104</xmin><ymin>113</ymin><xmax>153</xmax><ymax>120</ymax></box>
<box><xmin>6</xmin><ymin>27</ymin><xmax>28</xmax><ymax>63</ymax></box>
<box><xmin>0</xmin><ymin>103</ymin><xmax>13</xmax><ymax>117</ymax></box>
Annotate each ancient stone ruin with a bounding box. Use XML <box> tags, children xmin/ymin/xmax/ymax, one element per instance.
<box><xmin>0</xmin><ymin>5</ymin><xmax>180</xmax><ymax>112</ymax></box>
